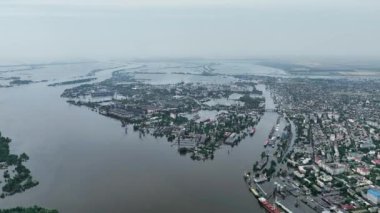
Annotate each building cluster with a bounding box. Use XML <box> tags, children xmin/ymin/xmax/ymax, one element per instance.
<box><xmin>62</xmin><ymin>71</ymin><xmax>265</xmax><ymax>160</ymax></box>
<box><xmin>267</xmin><ymin>77</ymin><xmax>380</xmax><ymax>212</ymax></box>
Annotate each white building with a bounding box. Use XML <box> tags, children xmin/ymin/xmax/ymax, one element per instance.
<box><xmin>317</xmin><ymin>161</ymin><xmax>346</xmax><ymax>175</ymax></box>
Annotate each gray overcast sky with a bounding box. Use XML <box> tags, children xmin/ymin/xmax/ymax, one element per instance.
<box><xmin>0</xmin><ymin>0</ymin><xmax>379</xmax><ymax>61</ymax></box>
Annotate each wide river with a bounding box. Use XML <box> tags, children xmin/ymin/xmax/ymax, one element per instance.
<box><xmin>0</xmin><ymin>62</ymin><xmax>278</xmax><ymax>213</ymax></box>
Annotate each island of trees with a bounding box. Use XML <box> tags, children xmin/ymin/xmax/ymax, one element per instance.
<box><xmin>0</xmin><ymin>131</ymin><xmax>38</xmax><ymax>198</ymax></box>
<box><xmin>0</xmin><ymin>206</ymin><xmax>58</xmax><ymax>213</ymax></box>
<box><xmin>48</xmin><ymin>77</ymin><xmax>97</xmax><ymax>86</ymax></box>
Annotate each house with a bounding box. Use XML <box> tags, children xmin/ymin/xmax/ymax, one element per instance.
<box><xmin>367</xmin><ymin>188</ymin><xmax>380</xmax><ymax>204</ymax></box>
<box><xmin>372</xmin><ymin>159</ymin><xmax>380</xmax><ymax>166</ymax></box>
<box><xmin>319</xmin><ymin>173</ymin><xmax>333</xmax><ymax>182</ymax></box>
<box><xmin>178</xmin><ymin>138</ymin><xmax>196</xmax><ymax>149</ymax></box>
<box><xmin>356</xmin><ymin>167</ymin><xmax>370</xmax><ymax>176</ymax></box>
<box><xmin>225</xmin><ymin>133</ymin><xmax>238</xmax><ymax>145</ymax></box>
<box><xmin>294</xmin><ymin>171</ymin><xmax>305</xmax><ymax>179</ymax></box>
<box><xmin>360</xmin><ymin>140</ymin><xmax>376</xmax><ymax>149</ymax></box>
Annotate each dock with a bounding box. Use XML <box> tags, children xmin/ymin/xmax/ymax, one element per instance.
<box><xmin>255</xmin><ymin>183</ymin><xmax>267</xmax><ymax>196</ymax></box>
<box><xmin>276</xmin><ymin>201</ymin><xmax>293</xmax><ymax>213</ymax></box>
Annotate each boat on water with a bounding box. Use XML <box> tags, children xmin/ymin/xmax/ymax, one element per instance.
<box><xmin>264</xmin><ymin>139</ymin><xmax>269</xmax><ymax>147</ymax></box>
<box><xmin>249</xmin><ymin>128</ymin><xmax>256</xmax><ymax>136</ymax></box>
<box><xmin>249</xmin><ymin>187</ymin><xmax>260</xmax><ymax>197</ymax></box>
<box><xmin>258</xmin><ymin>197</ymin><xmax>281</xmax><ymax>213</ymax></box>
<box><xmin>243</xmin><ymin>171</ymin><xmax>250</xmax><ymax>180</ymax></box>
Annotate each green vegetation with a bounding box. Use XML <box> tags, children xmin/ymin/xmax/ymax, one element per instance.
<box><xmin>266</xmin><ymin>160</ymin><xmax>277</xmax><ymax>177</ymax></box>
<box><xmin>0</xmin><ymin>206</ymin><xmax>58</xmax><ymax>213</ymax></box>
<box><xmin>9</xmin><ymin>79</ymin><xmax>33</xmax><ymax>85</ymax></box>
<box><xmin>0</xmin><ymin>131</ymin><xmax>38</xmax><ymax>197</ymax></box>
<box><xmin>261</xmin><ymin>151</ymin><xmax>266</xmax><ymax>159</ymax></box>
<box><xmin>2</xmin><ymin>164</ymin><xmax>39</xmax><ymax>195</ymax></box>
<box><xmin>238</xmin><ymin>95</ymin><xmax>264</xmax><ymax>108</ymax></box>
<box><xmin>48</xmin><ymin>77</ymin><xmax>97</xmax><ymax>86</ymax></box>
<box><xmin>253</xmin><ymin>161</ymin><xmax>259</xmax><ymax>171</ymax></box>
<box><xmin>0</xmin><ymin>134</ymin><xmax>11</xmax><ymax>162</ymax></box>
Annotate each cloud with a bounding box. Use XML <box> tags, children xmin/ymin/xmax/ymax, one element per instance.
<box><xmin>0</xmin><ymin>0</ymin><xmax>379</xmax><ymax>60</ymax></box>
<box><xmin>2</xmin><ymin>0</ymin><xmax>377</xmax><ymax>8</ymax></box>
<box><xmin>1</xmin><ymin>0</ymin><xmax>379</xmax><ymax>18</ymax></box>
<box><xmin>2</xmin><ymin>0</ymin><xmax>253</xmax><ymax>7</ymax></box>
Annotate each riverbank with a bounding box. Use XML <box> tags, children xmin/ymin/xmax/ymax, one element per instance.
<box><xmin>0</xmin><ymin>206</ymin><xmax>58</xmax><ymax>213</ymax></box>
<box><xmin>243</xmin><ymin>84</ymin><xmax>317</xmax><ymax>213</ymax></box>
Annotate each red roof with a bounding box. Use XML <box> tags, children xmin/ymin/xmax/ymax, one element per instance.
<box><xmin>341</xmin><ymin>204</ymin><xmax>355</xmax><ymax>210</ymax></box>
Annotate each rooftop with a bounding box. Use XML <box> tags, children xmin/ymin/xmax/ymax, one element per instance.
<box><xmin>368</xmin><ymin>189</ymin><xmax>380</xmax><ymax>198</ymax></box>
